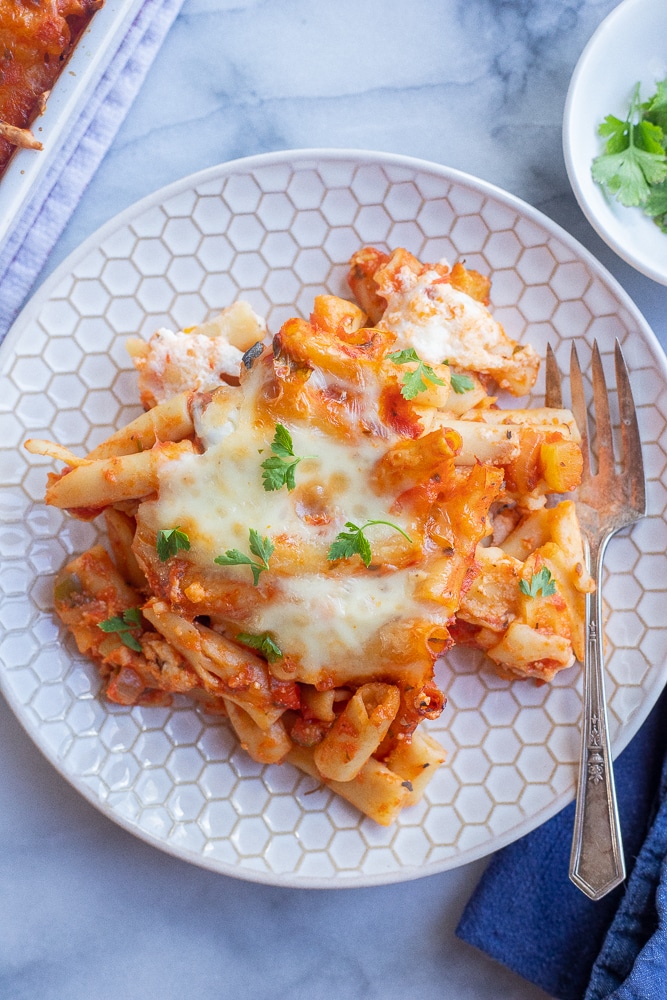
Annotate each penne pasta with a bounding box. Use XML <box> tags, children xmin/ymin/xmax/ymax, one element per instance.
<box><xmin>45</xmin><ymin>440</ymin><xmax>195</xmax><ymax>511</ymax></box>
<box><xmin>463</xmin><ymin>406</ymin><xmax>580</xmax><ymax>439</ymax></box>
<box><xmin>313</xmin><ymin>683</ymin><xmax>400</xmax><ymax>781</ymax></box>
<box><xmin>383</xmin><ymin>730</ymin><xmax>447</xmax><ymax>806</ymax></box>
<box><xmin>24</xmin><ymin>438</ymin><xmax>92</xmax><ymax>468</ymax></box>
<box><xmin>142</xmin><ymin>601</ymin><xmax>286</xmax><ymax>730</ymax></box>
<box><xmin>487</xmin><ymin>621</ymin><xmax>575</xmax><ymax>681</ymax></box>
<box><xmin>87</xmin><ymin>392</ymin><xmax>195</xmax><ymax>459</ymax></box>
<box><xmin>103</xmin><ymin>508</ymin><xmax>147</xmax><ymax>592</ymax></box>
<box><xmin>287</xmin><ymin>745</ymin><xmax>411</xmax><ymax>826</ymax></box>
<box><xmin>225</xmin><ymin>701</ymin><xmax>292</xmax><ymax>764</ymax></box>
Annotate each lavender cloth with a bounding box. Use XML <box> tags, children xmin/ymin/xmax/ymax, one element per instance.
<box><xmin>456</xmin><ymin>687</ymin><xmax>667</xmax><ymax>1000</ymax></box>
<box><xmin>0</xmin><ymin>0</ymin><xmax>184</xmax><ymax>345</ymax></box>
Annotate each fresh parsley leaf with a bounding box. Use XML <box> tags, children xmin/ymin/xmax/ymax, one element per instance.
<box><xmin>98</xmin><ymin>607</ymin><xmax>143</xmax><ymax>652</ymax></box>
<box><xmin>214</xmin><ymin>548</ymin><xmax>264</xmax><ymax>585</ymax></box>
<box><xmin>261</xmin><ymin>423</ymin><xmax>305</xmax><ymax>492</ymax></box>
<box><xmin>261</xmin><ymin>455</ymin><xmax>300</xmax><ymax>492</ymax></box>
<box><xmin>450</xmin><ymin>371</ymin><xmax>475</xmax><ymax>394</ymax></box>
<box><xmin>442</xmin><ymin>359</ymin><xmax>474</xmax><ymax>394</ymax></box>
<box><xmin>387</xmin><ymin>347</ymin><xmax>446</xmax><ymax>401</ymax></box>
<box><xmin>387</xmin><ymin>347</ymin><xmax>422</xmax><ymax>365</ymax></box>
<box><xmin>592</xmin><ymin>84</ymin><xmax>667</xmax><ymax>207</ymax></box>
<box><xmin>236</xmin><ymin>631</ymin><xmax>283</xmax><ymax>663</ymax></box>
<box><xmin>592</xmin><ymin>139</ymin><xmax>667</xmax><ymax>205</ymax></box>
<box><xmin>642</xmin><ymin>78</ymin><xmax>667</xmax><ymax>136</ymax></box>
<box><xmin>327</xmin><ymin>519</ymin><xmax>412</xmax><ymax>568</ymax></box>
<box><xmin>645</xmin><ymin>178</ymin><xmax>667</xmax><ymax>231</ymax></box>
<box><xmin>214</xmin><ymin>529</ymin><xmax>274</xmax><ymax>586</ymax></box>
<box><xmin>98</xmin><ymin>615</ymin><xmax>126</xmax><ymax>633</ymax></box>
<box><xmin>270</xmin><ymin>423</ymin><xmax>296</xmax><ymax>458</ymax></box>
<box><xmin>328</xmin><ymin>524</ymin><xmax>372</xmax><ymax>566</ymax></box>
<box><xmin>156</xmin><ymin>526</ymin><xmax>190</xmax><ymax>562</ymax></box>
<box><xmin>123</xmin><ymin>607</ymin><xmax>142</xmax><ymax>627</ymax></box>
<box><xmin>248</xmin><ymin>528</ymin><xmax>275</xmax><ymax>566</ymax></box>
<box><xmin>519</xmin><ymin>567</ymin><xmax>557</xmax><ymax>599</ymax></box>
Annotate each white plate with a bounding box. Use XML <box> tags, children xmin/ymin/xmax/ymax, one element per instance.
<box><xmin>563</xmin><ymin>0</ymin><xmax>667</xmax><ymax>285</ymax></box>
<box><xmin>0</xmin><ymin>0</ymin><xmax>145</xmax><ymax>252</ymax></box>
<box><xmin>2</xmin><ymin>150</ymin><xmax>667</xmax><ymax>888</ymax></box>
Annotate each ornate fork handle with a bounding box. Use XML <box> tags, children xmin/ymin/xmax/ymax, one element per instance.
<box><xmin>569</xmin><ymin>532</ymin><xmax>625</xmax><ymax>900</ymax></box>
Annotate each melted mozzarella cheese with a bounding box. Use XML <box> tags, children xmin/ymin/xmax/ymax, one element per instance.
<box><xmin>381</xmin><ymin>276</ymin><xmax>506</xmax><ymax>365</ymax></box>
<box><xmin>378</xmin><ymin>267</ymin><xmax>538</xmax><ymax>394</ymax></box>
<box><xmin>251</xmin><ymin>570</ymin><xmax>440</xmax><ymax>684</ymax></box>
<box><xmin>145</xmin><ymin>370</ymin><xmax>445</xmax><ymax>684</ymax></box>
<box><xmin>138</xmin><ymin>328</ymin><xmax>244</xmax><ymax>406</ymax></box>
<box><xmin>153</xmin><ymin>390</ymin><xmax>410</xmax><ymax>563</ymax></box>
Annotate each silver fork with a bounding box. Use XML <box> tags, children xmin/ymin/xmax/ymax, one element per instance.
<box><xmin>545</xmin><ymin>339</ymin><xmax>647</xmax><ymax>901</ymax></box>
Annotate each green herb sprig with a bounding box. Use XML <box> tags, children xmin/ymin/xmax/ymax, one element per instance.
<box><xmin>156</xmin><ymin>526</ymin><xmax>190</xmax><ymax>562</ymax></box>
<box><xmin>236</xmin><ymin>631</ymin><xmax>283</xmax><ymax>662</ymax></box>
<box><xmin>387</xmin><ymin>348</ymin><xmax>446</xmax><ymax>400</ymax></box>
<box><xmin>214</xmin><ymin>528</ymin><xmax>275</xmax><ymax>586</ymax></box>
<box><xmin>443</xmin><ymin>360</ymin><xmax>475</xmax><ymax>394</ymax></box>
<box><xmin>327</xmin><ymin>519</ymin><xmax>412</xmax><ymax>568</ymax></box>
<box><xmin>519</xmin><ymin>567</ymin><xmax>557</xmax><ymax>599</ymax></box>
<box><xmin>261</xmin><ymin>424</ymin><xmax>306</xmax><ymax>492</ymax></box>
<box><xmin>98</xmin><ymin>607</ymin><xmax>143</xmax><ymax>652</ymax></box>
<box><xmin>592</xmin><ymin>79</ymin><xmax>667</xmax><ymax>231</ymax></box>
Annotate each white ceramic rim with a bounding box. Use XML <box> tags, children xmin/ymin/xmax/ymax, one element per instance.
<box><xmin>2</xmin><ymin>148</ymin><xmax>666</xmax><ymax>888</ymax></box>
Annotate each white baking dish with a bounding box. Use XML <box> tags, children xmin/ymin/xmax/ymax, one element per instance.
<box><xmin>0</xmin><ymin>0</ymin><xmax>145</xmax><ymax>252</ymax></box>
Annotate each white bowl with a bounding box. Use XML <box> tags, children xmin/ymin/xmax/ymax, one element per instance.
<box><xmin>563</xmin><ymin>0</ymin><xmax>667</xmax><ymax>285</ymax></box>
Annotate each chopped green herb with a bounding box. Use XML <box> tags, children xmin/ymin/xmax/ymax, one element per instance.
<box><xmin>643</xmin><ymin>79</ymin><xmax>667</xmax><ymax>134</ymax></box>
<box><xmin>387</xmin><ymin>347</ymin><xmax>446</xmax><ymax>400</ymax></box>
<box><xmin>327</xmin><ymin>519</ymin><xmax>413</xmax><ymax>568</ymax></box>
<box><xmin>270</xmin><ymin>423</ymin><xmax>296</xmax><ymax>458</ymax></box>
<box><xmin>447</xmin><ymin>366</ymin><xmax>475</xmax><ymax>395</ymax></box>
<box><xmin>592</xmin><ymin>80</ymin><xmax>667</xmax><ymax>224</ymax></box>
<box><xmin>156</xmin><ymin>526</ymin><xmax>191</xmax><ymax>562</ymax></box>
<box><xmin>214</xmin><ymin>528</ymin><xmax>275</xmax><ymax>586</ymax></box>
<box><xmin>98</xmin><ymin>607</ymin><xmax>143</xmax><ymax>652</ymax></box>
<box><xmin>645</xmin><ymin>179</ymin><xmax>667</xmax><ymax>233</ymax></box>
<box><xmin>237</xmin><ymin>631</ymin><xmax>283</xmax><ymax>663</ymax></box>
<box><xmin>519</xmin><ymin>567</ymin><xmax>557</xmax><ymax>599</ymax></box>
<box><xmin>261</xmin><ymin>423</ymin><xmax>306</xmax><ymax>492</ymax></box>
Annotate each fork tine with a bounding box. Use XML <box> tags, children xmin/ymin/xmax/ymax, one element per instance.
<box><xmin>615</xmin><ymin>340</ymin><xmax>647</xmax><ymax>516</ymax></box>
<box><xmin>545</xmin><ymin>343</ymin><xmax>563</xmax><ymax>408</ymax></box>
<box><xmin>591</xmin><ymin>341</ymin><xmax>615</xmax><ymax>479</ymax></box>
<box><xmin>569</xmin><ymin>342</ymin><xmax>591</xmax><ymax>481</ymax></box>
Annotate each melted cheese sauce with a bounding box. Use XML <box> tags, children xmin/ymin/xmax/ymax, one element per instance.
<box><xmin>377</xmin><ymin>266</ymin><xmax>538</xmax><ymax>396</ymax></box>
<box><xmin>139</xmin><ymin>328</ymin><xmax>243</xmax><ymax>405</ymax></box>
<box><xmin>251</xmin><ymin>569</ymin><xmax>437</xmax><ymax>683</ymax></box>
<box><xmin>379</xmin><ymin>268</ymin><xmax>512</xmax><ymax>367</ymax></box>
<box><xmin>154</xmin><ymin>388</ymin><xmax>411</xmax><ymax>562</ymax></box>
<box><xmin>146</xmin><ymin>368</ymin><xmax>443</xmax><ymax>683</ymax></box>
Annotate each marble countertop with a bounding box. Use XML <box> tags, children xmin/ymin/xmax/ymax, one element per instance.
<box><xmin>3</xmin><ymin>2</ymin><xmax>667</xmax><ymax>998</ymax></box>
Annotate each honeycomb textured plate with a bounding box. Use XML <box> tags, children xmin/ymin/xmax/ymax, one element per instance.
<box><xmin>2</xmin><ymin>150</ymin><xmax>667</xmax><ymax>888</ymax></box>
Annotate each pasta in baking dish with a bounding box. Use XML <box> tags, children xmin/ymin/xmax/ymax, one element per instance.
<box><xmin>0</xmin><ymin>0</ymin><xmax>103</xmax><ymax>172</ymax></box>
<box><xmin>26</xmin><ymin>246</ymin><xmax>593</xmax><ymax>825</ymax></box>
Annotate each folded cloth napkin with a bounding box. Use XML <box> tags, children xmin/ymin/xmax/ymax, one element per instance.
<box><xmin>456</xmin><ymin>687</ymin><xmax>667</xmax><ymax>1000</ymax></box>
<box><xmin>0</xmin><ymin>0</ymin><xmax>185</xmax><ymax>346</ymax></box>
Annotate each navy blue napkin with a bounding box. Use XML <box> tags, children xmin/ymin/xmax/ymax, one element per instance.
<box><xmin>456</xmin><ymin>687</ymin><xmax>667</xmax><ymax>1000</ymax></box>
